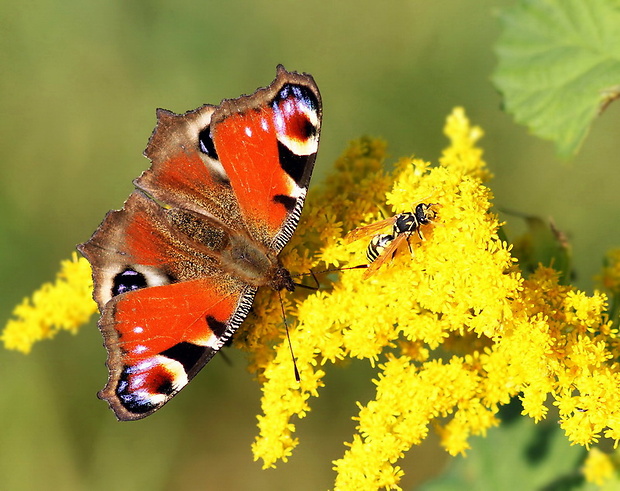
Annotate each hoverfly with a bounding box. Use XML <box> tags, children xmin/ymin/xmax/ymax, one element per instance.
<box><xmin>345</xmin><ymin>202</ymin><xmax>439</xmax><ymax>278</ymax></box>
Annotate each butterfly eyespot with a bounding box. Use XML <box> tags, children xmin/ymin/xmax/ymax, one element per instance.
<box><xmin>112</xmin><ymin>268</ymin><xmax>148</xmax><ymax>297</ymax></box>
<box><xmin>276</xmin><ymin>83</ymin><xmax>320</xmax><ymax>113</ymax></box>
<box><xmin>273</xmin><ymin>87</ymin><xmax>319</xmax><ymax>142</ymax></box>
<box><xmin>117</xmin><ymin>356</ymin><xmax>189</xmax><ymax>414</ymax></box>
<box><xmin>198</xmin><ymin>125</ymin><xmax>218</xmax><ymax>160</ymax></box>
<box><xmin>116</xmin><ymin>371</ymin><xmax>158</xmax><ymax>414</ymax></box>
<box><xmin>272</xmin><ymin>83</ymin><xmax>320</xmax><ymax>167</ymax></box>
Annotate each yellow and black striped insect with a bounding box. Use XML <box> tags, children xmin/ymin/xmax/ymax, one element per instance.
<box><xmin>345</xmin><ymin>203</ymin><xmax>439</xmax><ymax>278</ymax></box>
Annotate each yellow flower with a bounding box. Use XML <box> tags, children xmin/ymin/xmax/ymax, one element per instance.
<box><xmin>241</xmin><ymin>108</ymin><xmax>620</xmax><ymax>489</ymax></box>
<box><xmin>1</xmin><ymin>253</ymin><xmax>96</xmax><ymax>353</ymax></box>
<box><xmin>583</xmin><ymin>447</ymin><xmax>615</xmax><ymax>486</ymax></box>
<box><xmin>242</xmin><ymin>109</ymin><xmax>515</xmax><ymax>480</ymax></box>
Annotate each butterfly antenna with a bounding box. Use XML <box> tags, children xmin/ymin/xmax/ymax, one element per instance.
<box><xmin>278</xmin><ymin>290</ymin><xmax>300</xmax><ymax>382</ymax></box>
<box><xmin>293</xmin><ymin>269</ymin><xmax>320</xmax><ymax>290</ymax></box>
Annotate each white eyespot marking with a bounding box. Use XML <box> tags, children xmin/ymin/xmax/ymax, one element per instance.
<box><xmin>133</xmin><ymin>326</ymin><xmax>144</xmax><ymax>334</ymax></box>
<box><xmin>245</xmin><ymin>126</ymin><xmax>252</xmax><ymax>137</ymax></box>
<box><xmin>260</xmin><ymin>117</ymin><xmax>269</xmax><ymax>132</ymax></box>
<box><xmin>100</xmin><ymin>263</ymin><xmax>173</xmax><ymax>305</ymax></box>
<box><xmin>133</xmin><ymin>344</ymin><xmax>148</xmax><ymax>355</ymax></box>
<box><xmin>204</xmin><ymin>332</ymin><xmax>221</xmax><ymax>349</ymax></box>
<box><xmin>135</xmin><ymin>265</ymin><xmax>170</xmax><ymax>288</ymax></box>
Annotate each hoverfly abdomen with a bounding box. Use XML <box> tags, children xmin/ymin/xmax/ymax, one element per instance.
<box><xmin>366</xmin><ymin>233</ymin><xmax>394</xmax><ymax>263</ymax></box>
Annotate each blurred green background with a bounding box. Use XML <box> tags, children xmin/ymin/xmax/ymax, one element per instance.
<box><xmin>1</xmin><ymin>1</ymin><xmax>619</xmax><ymax>489</ymax></box>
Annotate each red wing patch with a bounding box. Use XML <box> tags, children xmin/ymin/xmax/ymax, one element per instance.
<box><xmin>210</xmin><ymin>67</ymin><xmax>321</xmax><ymax>247</ymax></box>
<box><xmin>212</xmin><ymin>83</ymin><xmax>320</xmax><ymax>238</ymax></box>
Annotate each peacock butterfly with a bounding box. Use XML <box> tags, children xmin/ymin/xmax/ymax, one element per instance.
<box><xmin>78</xmin><ymin>66</ymin><xmax>322</xmax><ymax>420</ymax></box>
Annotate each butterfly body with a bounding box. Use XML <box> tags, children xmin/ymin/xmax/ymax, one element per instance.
<box><xmin>78</xmin><ymin>66</ymin><xmax>321</xmax><ymax>420</ymax></box>
<box><xmin>345</xmin><ymin>203</ymin><xmax>438</xmax><ymax>278</ymax></box>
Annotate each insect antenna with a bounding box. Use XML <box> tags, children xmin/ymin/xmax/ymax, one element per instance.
<box><xmin>278</xmin><ymin>289</ymin><xmax>300</xmax><ymax>382</ymax></box>
<box><xmin>292</xmin><ymin>264</ymin><xmax>368</xmax><ymax>279</ymax></box>
<box><xmin>312</xmin><ymin>264</ymin><xmax>369</xmax><ymax>274</ymax></box>
<box><xmin>293</xmin><ymin>269</ymin><xmax>320</xmax><ymax>290</ymax></box>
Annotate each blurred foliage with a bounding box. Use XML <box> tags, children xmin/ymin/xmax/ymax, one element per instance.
<box><xmin>493</xmin><ymin>0</ymin><xmax>620</xmax><ymax>158</ymax></box>
<box><xmin>503</xmin><ymin>211</ymin><xmax>573</xmax><ymax>284</ymax></box>
<box><xmin>420</xmin><ymin>398</ymin><xmax>587</xmax><ymax>491</ymax></box>
<box><xmin>1</xmin><ymin>0</ymin><xmax>620</xmax><ymax>490</ymax></box>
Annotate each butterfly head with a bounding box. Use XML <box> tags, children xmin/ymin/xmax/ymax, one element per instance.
<box><xmin>269</xmin><ymin>265</ymin><xmax>296</xmax><ymax>292</ymax></box>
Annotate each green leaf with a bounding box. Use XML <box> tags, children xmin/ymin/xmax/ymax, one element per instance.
<box><xmin>493</xmin><ymin>0</ymin><xmax>620</xmax><ymax>158</ymax></box>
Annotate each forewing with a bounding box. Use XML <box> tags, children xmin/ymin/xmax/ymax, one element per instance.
<box><xmin>135</xmin><ymin>66</ymin><xmax>321</xmax><ymax>253</ymax></box>
<box><xmin>345</xmin><ymin>216</ymin><xmax>397</xmax><ymax>244</ymax></box>
<box><xmin>209</xmin><ymin>65</ymin><xmax>322</xmax><ymax>251</ymax></box>
<box><xmin>135</xmin><ymin>105</ymin><xmax>245</xmax><ymax>233</ymax></box>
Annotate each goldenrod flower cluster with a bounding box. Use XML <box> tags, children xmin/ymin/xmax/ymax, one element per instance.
<box><xmin>238</xmin><ymin>109</ymin><xmax>620</xmax><ymax>488</ymax></box>
<box><xmin>2</xmin><ymin>253</ymin><xmax>96</xmax><ymax>353</ymax></box>
<box><xmin>3</xmin><ymin>108</ymin><xmax>619</xmax><ymax>489</ymax></box>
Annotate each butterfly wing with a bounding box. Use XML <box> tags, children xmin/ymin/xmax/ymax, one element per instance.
<box><xmin>79</xmin><ymin>67</ymin><xmax>322</xmax><ymax>420</ymax></box>
<box><xmin>136</xmin><ymin>65</ymin><xmax>321</xmax><ymax>251</ymax></box>
<box><xmin>99</xmin><ymin>279</ymin><xmax>255</xmax><ymax>420</ymax></box>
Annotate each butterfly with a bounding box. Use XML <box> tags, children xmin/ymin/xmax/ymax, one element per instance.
<box><xmin>78</xmin><ymin>66</ymin><xmax>322</xmax><ymax>420</ymax></box>
<box><xmin>344</xmin><ymin>203</ymin><xmax>438</xmax><ymax>278</ymax></box>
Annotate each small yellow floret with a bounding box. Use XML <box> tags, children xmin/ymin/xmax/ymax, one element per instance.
<box><xmin>583</xmin><ymin>447</ymin><xmax>615</xmax><ymax>486</ymax></box>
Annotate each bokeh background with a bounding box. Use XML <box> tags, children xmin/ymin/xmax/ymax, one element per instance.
<box><xmin>2</xmin><ymin>1</ymin><xmax>619</xmax><ymax>489</ymax></box>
